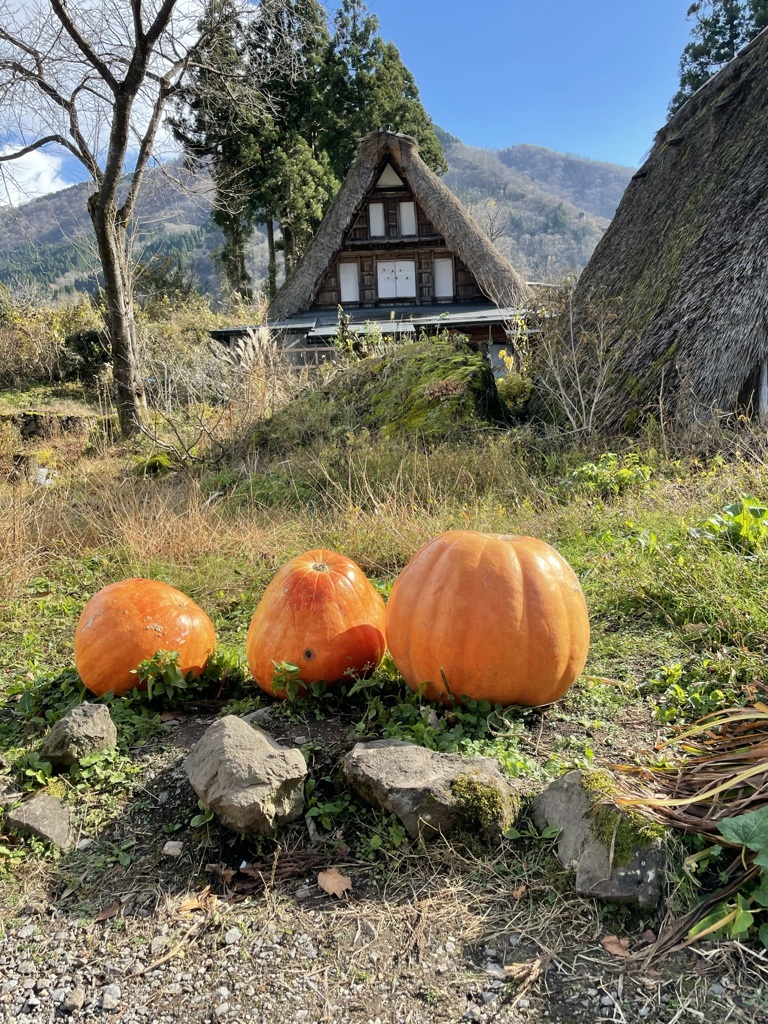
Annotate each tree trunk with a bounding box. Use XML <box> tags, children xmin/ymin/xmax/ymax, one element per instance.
<box><xmin>282</xmin><ymin>219</ymin><xmax>294</xmax><ymax>274</ymax></box>
<box><xmin>89</xmin><ymin>195</ymin><xmax>147</xmax><ymax>437</ymax></box>
<box><xmin>266</xmin><ymin>216</ymin><xmax>277</xmax><ymax>299</ymax></box>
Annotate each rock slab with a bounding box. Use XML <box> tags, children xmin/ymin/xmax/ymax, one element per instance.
<box><xmin>343</xmin><ymin>739</ymin><xmax>523</xmax><ymax>840</ymax></box>
<box><xmin>531</xmin><ymin>770</ymin><xmax>666</xmax><ymax>909</ymax></box>
<box><xmin>185</xmin><ymin>716</ymin><xmax>307</xmax><ymax>833</ymax></box>
<box><xmin>5</xmin><ymin>794</ymin><xmax>74</xmax><ymax>850</ymax></box>
<box><xmin>39</xmin><ymin>702</ymin><xmax>117</xmax><ymax>768</ymax></box>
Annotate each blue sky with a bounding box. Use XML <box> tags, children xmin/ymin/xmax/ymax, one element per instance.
<box><xmin>2</xmin><ymin>0</ymin><xmax>693</xmax><ymax>205</ymax></box>
<box><xmin>364</xmin><ymin>0</ymin><xmax>693</xmax><ymax>168</ymax></box>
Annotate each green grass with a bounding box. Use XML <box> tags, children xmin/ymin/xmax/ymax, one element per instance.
<box><xmin>4</xmin><ymin>404</ymin><xmax>768</xmax><ymax>956</ymax></box>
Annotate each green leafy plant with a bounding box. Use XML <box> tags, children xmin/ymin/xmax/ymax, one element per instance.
<box><xmin>689</xmin><ymin>496</ymin><xmax>768</xmax><ymax>553</ymax></box>
<box><xmin>135</xmin><ymin>649</ymin><xmax>215</xmax><ymax>702</ymax></box>
<box><xmin>68</xmin><ymin>748</ymin><xmax>137</xmax><ymax>788</ymax></box>
<box><xmin>190</xmin><ymin>800</ymin><xmax>215</xmax><ymax>828</ymax></box>
<box><xmin>559</xmin><ymin>452</ymin><xmax>652</xmax><ymax>497</ymax></box>
<box><xmin>22</xmin><ymin>750</ymin><xmax>52</xmax><ymax>789</ymax></box>
<box><xmin>644</xmin><ymin>653</ymin><xmax>753</xmax><ymax>724</ymax></box>
<box><xmin>503</xmin><ymin>823</ymin><xmax>561</xmax><ymax>841</ymax></box>
<box><xmin>305</xmin><ymin>776</ymin><xmax>355</xmax><ymax>831</ymax></box>
<box><xmin>683</xmin><ymin>808</ymin><xmax>768</xmax><ymax>947</ymax></box>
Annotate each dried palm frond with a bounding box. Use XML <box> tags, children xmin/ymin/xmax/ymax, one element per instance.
<box><xmin>610</xmin><ymin>698</ymin><xmax>768</xmax><ymax>957</ymax></box>
<box><xmin>613</xmin><ymin>700</ymin><xmax>768</xmax><ymax>840</ymax></box>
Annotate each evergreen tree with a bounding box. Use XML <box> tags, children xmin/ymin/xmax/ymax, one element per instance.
<box><xmin>748</xmin><ymin>0</ymin><xmax>768</xmax><ymax>30</ymax></box>
<box><xmin>170</xmin><ymin>0</ymin><xmax>270</xmax><ymax>298</ymax></box>
<box><xmin>326</xmin><ymin>0</ymin><xmax>446</xmax><ymax>177</ymax></box>
<box><xmin>669</xmin><ymin>1</ymin><xmax>765</xmax><ymax>115</ymax></box>
<box><xmin>174</xmin><ymin>0</ymin><xmax>445</xmax><ymax>294</ymax></box>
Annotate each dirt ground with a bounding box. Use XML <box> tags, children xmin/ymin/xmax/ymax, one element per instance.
<box><xmin>3</xmin><ymin>698</ymin><xmax>768</xmax><ymax>1024</ymax></box>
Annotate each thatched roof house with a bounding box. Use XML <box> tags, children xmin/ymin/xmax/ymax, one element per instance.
<box><xmin>233</xmin><ymin>131</ymin><xmax>530</xmax><ymax>360</ymax></box>
<box><xmin>573</xmin><ymin>27</ymin><xmax>768</xmax><ymax>429</ymax></box>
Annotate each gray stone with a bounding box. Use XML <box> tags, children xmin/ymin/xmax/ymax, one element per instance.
<box><xmin>184</xmin><ymin>716</ymin><xmax>307</xmax><ymax>834</ymax></box>
<box><xmin>100</xmin><ymin>983</ymin><xmax>121</xmax><ymax>1010</ymax></box>
<box><xmin>162</xmin><ymin>840</ymin><xmax>184</xmax><ymax>858</ymax></box>
<box><xmin>39</xmin><ymin>703</ymin><xmax>117</xmax><ymax>768</ymax></box>
<box><xmin>342</xmin><ymin>740</ymin><xmax>523</xmax><ymax>840</ymax></box>
<box><xmin>62</xmin><ymin>986</ymin><xmax>86</xmax><ymax>1013</ymax></box>
<box><xmin>6</xmin><ymin>794</ymin><xmax>74</xmax><ymax>851</ymax></box>
<box><xmin>530</xmin><ymin>770</ymin><xmax>666</xmax><ymax>910</ymax></box>
<box><xmin>223</xmin><ymin>928</ymin><xmax>241</xmax><ymax>946</ymax></box>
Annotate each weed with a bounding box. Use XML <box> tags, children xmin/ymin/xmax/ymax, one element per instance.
<box><xmin>643</xmin><ymin>651</ymin><xmax>759</xmax><ymax>724</ymax></box>
<box><xmin>559</xmin><ymin>452</ymin><xmax>653</xmax><ymax>497</ymax></box>
<box><xmin>689</xmin><ymin>495</ymin><xmax>768</xmax><ymax>553</ymax></box>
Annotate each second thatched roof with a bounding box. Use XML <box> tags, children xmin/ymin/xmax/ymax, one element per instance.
<box><xmin>268</xmin><ymin>131</ymin><xmax>531</xmax><ymax>321</ymax></box>
<box><xmin>573</xmin><ymin>27</ymin><xmax>768</xmax><ymax>430</ymax></box>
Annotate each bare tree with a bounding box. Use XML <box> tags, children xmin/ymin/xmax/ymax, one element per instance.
<box><xmin>526</xmin><ymin>287</ymin><xmax>624</xmax><ymax>435</ymax></box>
<box><xmin>0</xmin><ymin>0</ymin><xmax>291</xmax><ymax>436</ymax></box>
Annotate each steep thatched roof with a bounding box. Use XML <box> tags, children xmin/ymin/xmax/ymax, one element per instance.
<box><xmin>268</xmin><ymin>131</ymin><xmax>531</xmax><ymax>321</ymax></box>
<box><xmin>574</xmin><ymin>27</ymin><xmax>768</xmax><ymax>430</ymax></box>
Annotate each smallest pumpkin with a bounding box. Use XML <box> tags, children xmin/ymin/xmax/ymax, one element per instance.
<box><xmin>74</xmin><ymin>578</ymin><xmax>216</xmax><ymax>697</ymax></box>
<box><xmin>246</xmin><ymin>549</ymin><xmax>386</xmax><ymax>698</ymax></box>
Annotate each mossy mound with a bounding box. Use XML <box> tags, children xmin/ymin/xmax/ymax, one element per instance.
<box><xmin>246</xmin><ymin>335</ymin><xmax>506</xmax><ymax>454</ymax></box>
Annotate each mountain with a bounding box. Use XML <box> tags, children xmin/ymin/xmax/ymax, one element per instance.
<box><xmin>0</xmin><ymin>140</ymin><xmax>634</xmax><ymax>301</ymax></box>
<box><xmin>440</xmin><ymin>140</ymin><xmax>633</xmax><ymax>284</ymax></box>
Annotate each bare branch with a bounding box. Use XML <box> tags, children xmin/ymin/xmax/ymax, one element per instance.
<box><xmin>49</xmin><ymin>0</ymin><xmax>119</xmax><ymax>91</ymax></box>
<box><xmin>0</xmin><ymin>134</ymin><xmax>80</xmax><ymax>162</ymax></box>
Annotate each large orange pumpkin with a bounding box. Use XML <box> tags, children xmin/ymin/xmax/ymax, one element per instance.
<box><xmin>385</xmin><ymin>530</ymin><xmax>590</xmax><ymax>707</ymax></box>
<box><xmin>246</xmin><ymin>549</ymin><xmax>386</xmax><ymax>698</ymax></box>
<box><xmin>74</xmin><ymin>578</ymin><xmax>216</xmax><ymax>697</ymax></box>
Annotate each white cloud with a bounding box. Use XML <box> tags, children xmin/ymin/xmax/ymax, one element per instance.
<box><xmin>0</xmin><ymin>146</ymin><xmax>72</xmax><ymax>207</ymax></box>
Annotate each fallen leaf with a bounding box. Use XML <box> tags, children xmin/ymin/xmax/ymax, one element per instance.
<box><xmin>641</xmin><ymin>928</ymin><xmax>657</xmax><ymax>944</ymax></box>
<box><xmin>601</xmin><ymin>934</ymin><xmax>630</xmax><ymax>958</ymax></box>
<box><xmin>317</xmin><ymin>867</ymin><xmax>352</xmax><ymax>898</ymax></box>
<box><xmin>511</xmin><ymin>884</ymin><xmax>527</xmax><ymax>900</ymax></box>
<box><xmin>177</xmin><ymin>885</ymin><xmax>216</xmax><ymax>916</ymax></box>
<box><xmin>94</xmin><ymin>899</ymin><xmax>123</xmax><ymax>922</ymax></box>
<box><xmin>160</xmin><ymin>711</ymin><xmax>184</xmax><ymax>722</ymax></box>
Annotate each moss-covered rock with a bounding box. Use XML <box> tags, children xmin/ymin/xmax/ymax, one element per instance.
<box><xmin>451</xmin><ymin>771</ymin><xmax>522</xmax><ymax>839</ymax></box>
<box><xmin>245</xmin><ymin>334</ymin><xmax>506</xmax><ymax>455</ymax></box>
<box><xmin>530</xmin><ymin>769</ymin><xmax>667</xmax><ymax>909</ymax></box>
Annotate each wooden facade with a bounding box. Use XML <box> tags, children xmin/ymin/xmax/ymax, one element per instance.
<box><xmin>311</xmin><ymin>163</ymin><xmax>486</xmax><ymax>311</ymax></box>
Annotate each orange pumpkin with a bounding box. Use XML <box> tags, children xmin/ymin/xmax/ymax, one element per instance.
<box><xmin>74</xmin><ymin>578</ymin><xmax>216</xmax><ymax>697</ymax></box>
<box><xmin>246</xmin><ymin>549</ymin><xmax>386</xmax><ymax>698</ymax></box>
<box><xmin>385</xmin><ymin>530</ymin><xmax>590</xmax><ymax>707</ymax></box>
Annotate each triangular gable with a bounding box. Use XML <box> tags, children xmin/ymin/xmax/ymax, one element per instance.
<box><xmin>375</xmin><ymin>163</ymin><xmax>404</xmax><ymax>188</ymax></box>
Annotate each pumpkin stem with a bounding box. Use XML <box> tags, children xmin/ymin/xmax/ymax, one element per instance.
<box><xmin>312</xmin><ymin>562</ymin><xmax>329</xmax><ymax>573</ymax></box>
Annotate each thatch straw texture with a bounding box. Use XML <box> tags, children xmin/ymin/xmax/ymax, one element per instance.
<box><xmin>574</xmin><ymin>27</ymin><xmax>768</xmax><ymax>430</ymax></box>
<box><xmin>268</xmin><ymin>131</ymin><xmax>530</xmax><ymax>321</ymax></box>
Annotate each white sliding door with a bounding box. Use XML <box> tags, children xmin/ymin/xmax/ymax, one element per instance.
<box><xmin>434</xmin><ymin>257</ymin><xmax>454</xmax><ymax>299</ymax></box>
<box><xmin>339</xmin><ymin>262</ymin><xmax>360</xmax><ymax>303</ymax></box>
<box><xmin>377</xmin><ymin>260</ymin><xmax>416</xmax><ymax>300</ymax></box>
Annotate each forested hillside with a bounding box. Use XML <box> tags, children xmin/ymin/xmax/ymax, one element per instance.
<box><xmin>0</xmin><ymin>139</ymin><xmax>633</xmax><ymax>301</ymax></box>
<box><xmin>441</xmin><ymin>139</ymin><xmax>632</xmax><ymax>284</ymax></box>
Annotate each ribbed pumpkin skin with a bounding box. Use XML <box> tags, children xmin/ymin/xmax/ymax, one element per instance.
<box><xmin>74</xmin><ymin>578</ymin><xmax>216</xmax><ymax>697</ymax></box>
<box><xmin>246</xmin><ymin>549</ymin><xmax>386</xmax><ymax>698</ymax></box>
<box><xmin>386</xmin><ymin>531</ymin><xmax>590</xmax><ymax>707</ymax></box>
